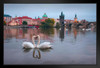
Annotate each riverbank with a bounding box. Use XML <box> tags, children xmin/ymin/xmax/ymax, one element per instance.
<box><xmin>4</xmin><ymin>25</ymin><xmax>35</xmax><ymax>29</ymax></box>
<box><xmin>4</xmin><ymin>24</ymin><xmax>96</xmax><ymax>30</ymax></box>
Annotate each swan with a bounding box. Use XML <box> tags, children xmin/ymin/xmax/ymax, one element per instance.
<box><xmin>22</xmin><ymin>36</ymin><xmax>36</xmax><ymax>48</ymax></box>
<box><xmin>82</xmin><ymin>28</ymin><xmax>85</xmax><ymax>31</ymax></box>
<box><xmin>36</xmin><ymin>35</ymin><xmax>52</xmax><ymax>49</ymax></box>
<box><xmin>22</xmin><ymin>42</ymin><xmax>34</xmax><ymax>48</ymax></box>
<box><xmin>22</xmin><ymin>35</ymin><xmax>52</xmax><ymax>49</ymax></box>
<box><xmin>86</xmin><ymin>28</ymin><xmax>91</xmax><ymax>31</ymax></box>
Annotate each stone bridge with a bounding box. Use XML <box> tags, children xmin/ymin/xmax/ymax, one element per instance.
<box><xmin>64</xmin><ymin>22</ymin><xmax>96</xmax><ymax>29</ymax></box>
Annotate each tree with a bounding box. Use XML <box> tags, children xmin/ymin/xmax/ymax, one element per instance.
<box><xmin>40</xmin><ymin>18</ymin><xmax>55</xmax><ymax>28</ymax></box>
<box><xmin>45</xmin><ymin>18</ymin><xmax>52</xmax><ymax>23</ymax></box>
<box><xmin>40</xmin><ymin>22</ymin><xmax>50</xmax><ymax>28</ymax></box>
<box><xmin>22</xmin><ymin>21</ymin><xmax>27</xmax><ymax>25</ymax></box>
<box><xmin>55</xmin><ymin>22</ymin><xmax>60</xmax><ymax>28</ymax></box>
<box><xmin>46</xmin><ymin>18</ymin><xmax>55</xmax><ymax>23</ymax></box>
<box><xmin>4</xmin><ymin>21</ymin><xmax>6</xmax><ymax>25</ymax></box>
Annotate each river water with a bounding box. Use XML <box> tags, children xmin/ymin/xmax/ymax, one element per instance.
<box><xmin>4</xmin><ymin>27</ymin><xmax>96</xmax><ymax>65</ymax></box>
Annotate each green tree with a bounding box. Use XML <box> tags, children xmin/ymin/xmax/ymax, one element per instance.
<box><xmin>22</xmin><ymin>21</ymin><xmax>27</xmax><ymax>25</ymax></box>
<box><xmin>4</xmin><ymin>21</ymin><xmax>6</xmax><ymax>25</ymax></box>
<box><xmin>55</xmin><ymin>22</ymin><xmax>60</xmax><ymax>28</ymax></box>
<box><xmin>40</xmin><ymin>18</ymin><xmax>55</xmax><ymax>28</ymax></box>
<box><xmin>45</xmin><ymin>18</ymin><xmax>55</xmax><ymax>26</ymax></box>
<box><xmin>40</xmin><ymin>22</ymin><xmax>49</xmax><ymax>28</ymax></box>
<box><xmin>45</xmin><ymin>18</ymin><xmax>51</xmax><ymax>23</ymax></box>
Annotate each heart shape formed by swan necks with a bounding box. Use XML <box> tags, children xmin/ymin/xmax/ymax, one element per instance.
<box><xmin>22</xmin><ymin>35</ymin><xmax>52</xmax><ymax>49</ymax></box>
<box><xmin>32</xmin><ymin>35</ymin><xmax>40</xmax><ymax>47</ymax></box>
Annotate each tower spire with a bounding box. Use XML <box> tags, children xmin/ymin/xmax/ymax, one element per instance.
<box><xmin>75</xmin><ymin>14</ymin><xmax>77</xmax><ymax>19</ymax></box>
<box><xmin>60</xmin><ymin>11</ymin><xmax>64</xmax><ymax>26</ymax></box>
<box><xmin>74</xmin><ymin>14</ymin><xmax>78</xmax><ymax>23</ymax></box>
<box><xmin>61</xmin><ymin>12</ymin><xmax>64</xmax><ymax>16</ymax></box>
<box><xmin>35</xmin><ymin>17</ymin><xmax>36</xmax><ymax>19</ymax></box>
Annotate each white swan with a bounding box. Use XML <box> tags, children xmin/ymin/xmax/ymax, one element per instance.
<box><xmin>22</xmin><ymin>35</ymin><xmax>52</xmax><ymax>49</ymax></box>
<box><xmin>36</xmin><ymin>35</ymin><xmax>52</xmax><ymax>49</ymax></box>
<box><xmin>22</xmin><ymin>42</ymin><xmax>34</xmax><ymax>48</ymax></box>
<box><xmin>22</xmin><ymin>36</ymin><xmax>36</xmax><ymax>48</ymax></box>
<box><xmin>86</xmin><ymin>28</ymin><xmax>91</xmax><ymax>31</ymax></box>
<box><xmin>82</xmin><ymin>28</ymin><xmax>85</xmax><ymax>31</ymax></box>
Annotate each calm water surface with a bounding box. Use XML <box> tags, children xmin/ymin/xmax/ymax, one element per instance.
<box><xmin>4</xmin><ymin>27</ymin><xmax>96</xmax><ymax>65</ymax></box>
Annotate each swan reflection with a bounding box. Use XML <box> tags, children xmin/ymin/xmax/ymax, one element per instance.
<box><xmin>33</xmin><ymin>49</ymin><xmax>41</xmax><ymax>59</ymax></box>
<box><xmin>23</xmin><ymin>48</ymin><xmax>52</xmax><ymax>59</ymax></box>
<box><xmin>23</xmin><ymin>48</ymin><xmax>32</xmax><ymax>53</ymax></box>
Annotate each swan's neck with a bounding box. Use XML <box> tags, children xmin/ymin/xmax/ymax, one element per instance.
<box><xmin>37</xmin><ymin>35</ymin><xmax>40</xmax><ymax>46</ymax></box>
<box><xmin>32</xmin><ymin>36</ymin><xmax>36</xmax><ymax>47</ymax></box>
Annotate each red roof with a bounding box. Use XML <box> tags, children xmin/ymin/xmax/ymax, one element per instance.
<box><xmin>22</xmin><ymin>16</ymin><xmax>32</xmax><ymax>19</ymax></box>
<box><xmin>41</xmin><ymin>19</ymin><xmax>45</xmax><ymax>21</ymax></box>
<box><xmin>14</xmin><ymin>16</ymin><xmax>32</xmax><ymax>20</ymax></box>
<box><xmin>37</xmin><ymin>18</ymin><xmax>40</xmax><ymax>19</ymax></box>
<box><xmin>66</xmin><ymin>19</ymin><xmax>74</xmax><ymax>21</ymax></box>
<box><xmin>33</xmin><ymin>19</ymin><xmax>37</xmax><ymax>21</ymax></box>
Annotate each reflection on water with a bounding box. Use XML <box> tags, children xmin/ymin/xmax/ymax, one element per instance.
<box><xmin>59</xmin><ymin>27</ymin><xmax>64</xmax><ymax>41</ymax></box>
<box><xmin>23</xmin><ymin>48</ymin><xmax>32</xmax><ymax>53</ymax></box>
<box><xmin>4</xmin><ymin>27</ymin><xmax>96</xmax><ymax>64</ymax></box>
<box><xmin>4</xmin><ymin>28</ymin><xmax>55</xmax><ymax>42</ymax></box>
<box><xmin>4</xmin><ymin>27</ymin><xmax>96</xmax><ymax>42</ymax></box>
<box><xmin>33</xmin><ymin>49</ymin><xmax>41</xmax><ymax>59</ymax></box>
<box><xmin>73</xmin><ymin>28</ymin><xmax>77</xmax><ymax>39</ymax></box>
<box><xmin>23</xmin><ymin>48</ymin><xmax>52</xmax><ymax>59</ymax></box>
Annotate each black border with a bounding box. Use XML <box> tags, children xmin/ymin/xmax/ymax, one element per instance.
<box><xmin>0</xmin><ymin>0</ymin><xmax>100</xmax><ymax>68</ymax></box>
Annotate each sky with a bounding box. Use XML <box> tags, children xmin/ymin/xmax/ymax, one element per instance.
<box><xmin>4</xmin><ymin>4</ymin><xmax>96</xmax><ymax>22</ymax></box>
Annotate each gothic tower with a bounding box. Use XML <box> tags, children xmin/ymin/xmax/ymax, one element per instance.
<box><xmin>60</xmin><ymin>12</ymin><xmax>64</xmax><ymax>26</ymax></box>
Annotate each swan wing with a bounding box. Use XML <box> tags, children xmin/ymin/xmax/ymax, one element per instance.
<box><xmin>38</xmin><ymin>45</ymin><xmax>52</xmax><ymax>49</ymax></box>
<box><xmin>22</xmin><ymin>42</ymin><xmax>34</xmax><ymax>48</ymax></box>
<box><xmin>38</xmin><ymin>42</ymin><xmax>52</xmax><ymax>49</ymax></box>
<box><xmin>40</xmin><ymin>42</ymin><xmax>50</xmax><ymax>46</ymax></box>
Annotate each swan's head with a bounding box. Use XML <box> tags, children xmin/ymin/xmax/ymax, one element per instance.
<box><xmin>33</xmin><ymin>34</ymin><xmax>39</xmax><ymax>39</ymax></box>
<box><xmin>35</xmin><ymin>36</ymin><xmax>38</xmax><ymax>40</ymax></box>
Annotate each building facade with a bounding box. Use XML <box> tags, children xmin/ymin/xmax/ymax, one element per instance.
<box><xmin>54</xmin><ymin>19</ymin><xmax>60</xmax><ymax>26</ymax></box>
<box><xmin>8</xmin><ymin>14</ymin><xmax>48</xmax><ymax>26</ymax></box>
<box><xmin>8</xmin><ymin>16</ymin><xmax>40</xmax><ymax>26</ymax></box>
<box><xmin>4</xmin><ymin>14</ymin><xmax>12</xmax><ymax>25</ymax></box>
<box><xmin>8</xmin><ymin>19</ymin><xmax>19</xmax><ymax>26</ymax></box>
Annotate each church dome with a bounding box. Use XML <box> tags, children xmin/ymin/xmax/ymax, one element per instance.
<box><xmin>42</xmin><ymin>13</ymin><xmax>48</xmax><ymax>17</ymax></box>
